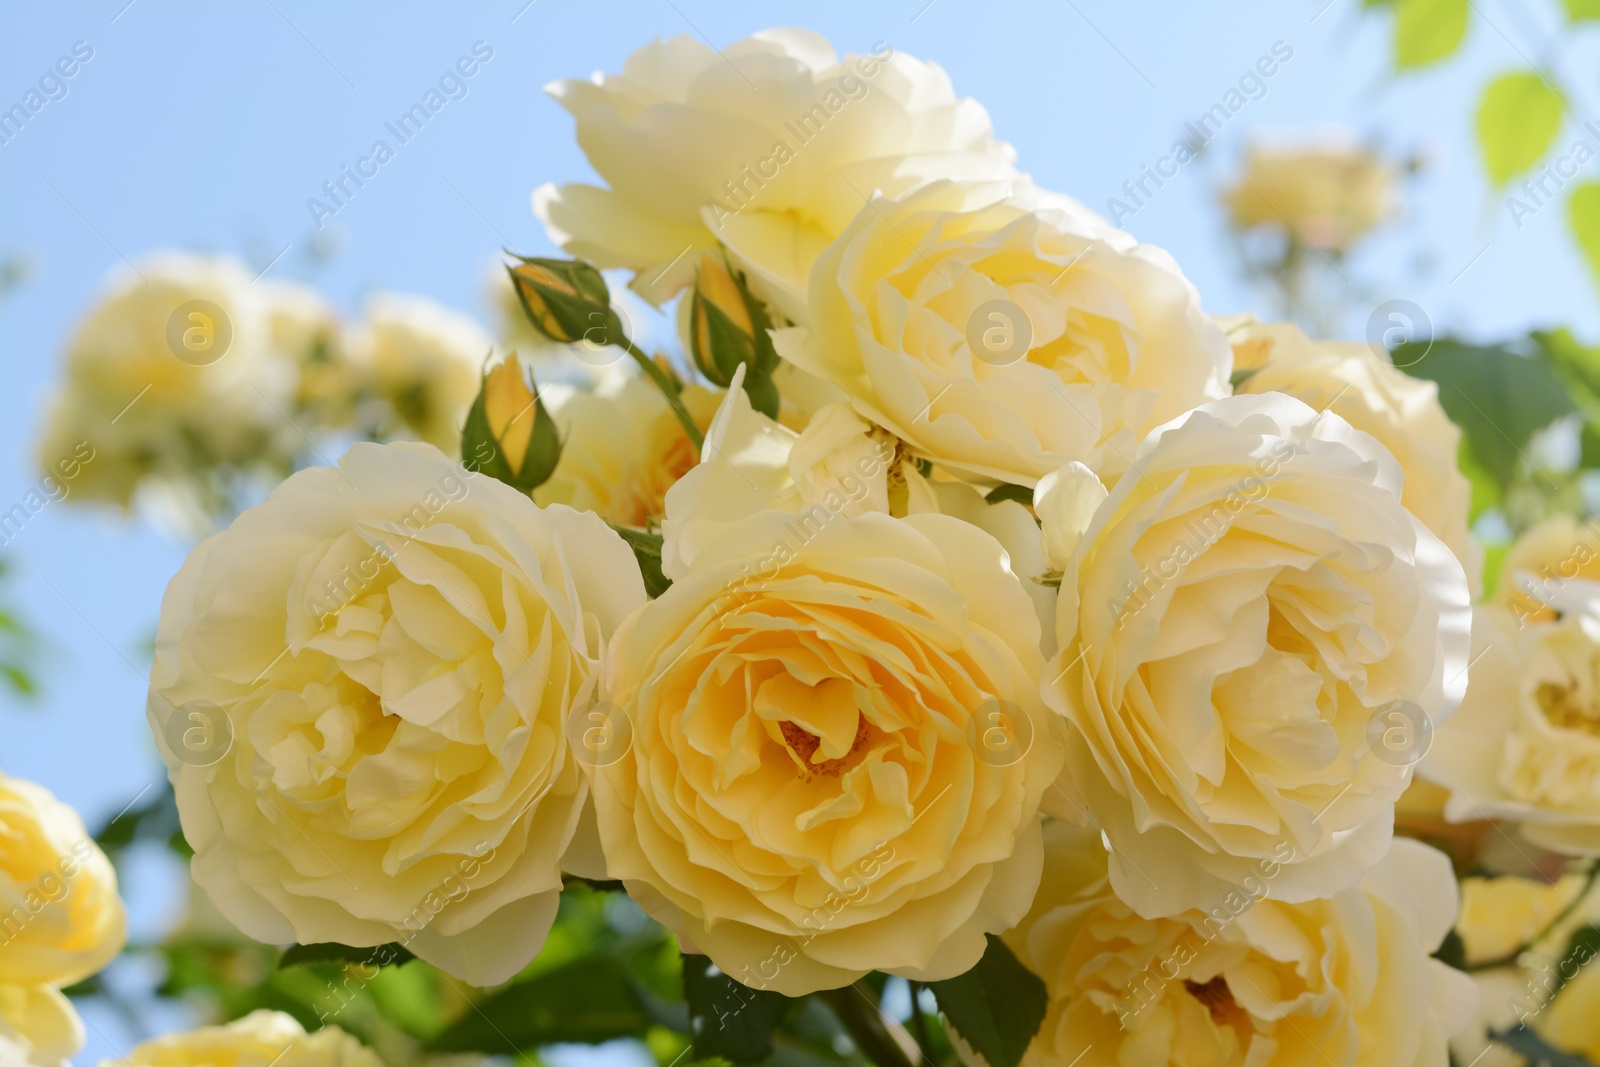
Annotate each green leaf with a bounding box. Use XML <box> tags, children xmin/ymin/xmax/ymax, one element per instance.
<box><xmin>1489</xmin><ymin>1025</ymin><xmax>1595</xmax><ymax>1066</ymax></box>
<box><xmin>927</xmin><ymin>935</ymin><xmax>1047</xmax><ymax>1067</ymax></box>
<box><xmin>682</xmin><ymin>954</ymin><xmax>795</xmax><ymax>1064</ymax></box>
<box><xmin>984</xmin><ymin>484</ymin><xmax>1033</xmax><ymax>507</ymax></box>
<box><xmin>1563</xmin><ymin>0</ymin><xmax>1600</xmax><ymax>20</ymax></box>
<box><xmin>1395</xmin><ymin>0</ymin><xmax>1469</xmax><ymax>69</ymax></box>
<box><xmin>609</xmin><ymin>524</ymin><xmax>672</xmax><ymax>598</ymax></box>
<box><xmin>428</xmin><ymin>955</ymin><xmax>653</xmax><ymax>1053</ymax></box>
<box><xmin>279</xmin><ymin>942</ymin><xmax>415</xmax><ymax>970</ymax></box>
<box><xmin>1555</xmin><ymin>926</ymin><xmax>1600</xmax><ymax>997</ymax></box>
<box><xmin>1433</xmin><ymin>928</ymin><xmax>1467</xmax><ymax>971</ymax></box>
<box><xmin>1477</xmin><ymin>73</ymin><xmax>1565</xmax><ymax>186</ymax></box>
<box><xmin>1396</xmin><ymin>339</ymin><xmax>1576</xmax><ymax>487</ymax></box>
<box><xmin>1569</xmin><ymin>183</ymin><xmax>1600</xmax><ymax>286</ymax></box>
<box><xmin>1482</xmin><ymin>539</ymin><xmax>1512</xmax><ymax>594</ymax></box>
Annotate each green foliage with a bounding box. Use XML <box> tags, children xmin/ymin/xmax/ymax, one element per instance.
<box><xmin>927</xmin><ymin>935</ymin><xmax>1048</xmax><ymax>1067</ymax></box>
<box><xmin>984</xmin><ymin>484</ymin><xmax>1034</xmax><ymax>507</ymax></box>
<box><xmin>609</xmin><ymin>524</ymin><xmax>673</xmax><ymax>598</ymax></box>
<box><xmin>682</xmin><ymin>954</ymin><xmax>797</xmax><ymax>1063</ymax></box>
<box><xmin>1476</xmin><ymin>73</ymin><xmax>1565</xmax><ymax>186</ymax></box>
<box><xmin>1569</xmin><ymin>183</ymin><xmax>1600</xmax><ymax>286</ymax></box>
<box><xmin>1563</xmin><ymin>0</ymin><xmax>1600</xmax><ymax>20</ymax></box>
<box><xmin>429</xmin><ymin>955</ymin><xmax>658</xmax><ymax>1052</ymax></box>
<box><xmin>1490</xmin><ymin>1025</ymin><xmax>1595</xmax><ymax>1066</ymax></box>
<box><xmin>280</xmin><ymin>943</ymin><xmax>415</xmax><ymax>970</ymax></box>
<box><xmin>1394</xmin><ymin>0</ymin><xmax>1469</xmax><ymax>68</ymax></box>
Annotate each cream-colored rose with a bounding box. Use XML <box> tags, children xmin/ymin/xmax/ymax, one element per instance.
<box><xmin>594</xmin><ymin>502</ymin><xmax>1064</xmax><ymax>994</ymax></box>
<box><xmin>345</xmin><ymin>294</ymin><xmax>497</xmax><ymax>454</ymax></box>
<box><xmin>105</xmin><ymin>1010</ymin><xmax>383</xmax><ymax>1067</ymax></box>
<box><xmin>773</xmin><ymin>180</ymin><xmax>1230</xmax><ymax>488</ymax></box>
<box><xmin>1458</xmin><ymin>873</ymin><xmax>1588</xmax><ymax>966</ymax></box>
<box><xmin>1045</xmin><ymin>393</ymin><xmax>1472</xmax><ymax>916</ymax></box>
<box><xmin>0</xmin><ymin>776</ymin><xmax>126</xmax><ymax>988</ymax></box>
<box><xmin>1232</xmin><ymin>318</ymin><xmax>1480</xmax><ymax>596</ymax></box>
<box><xmin>0</xmin><ymin>984</ymin><xmax>82</xmax><ymax>1067</ymax></box>
<box><xmin>1425</xmin><ymin>604</ymin><xmax>1600</xmax><ymax>855</ymax></box>
<box><xmin>1222</xmin><ymin>141</ymin><xmax>1397</xmax><ymax>250</ymax></box>
<box><xmin>35</xmin><ymin>252</ymin><xmax>327</xmax><ymax>509</ymax></box>
<box><xmin>1004</xmin><ymin>822</ymin><xmax>1475</xmax><ymax>1067</ymax></box>
<box><xmin>534</xmin><ymin>30</ymin><xmax>1017</xmax><ymax>318</ymax></box>
<box><xmin>148</xmin><ymin>442</ymin><xmax>646</xmax><ymax>985</ymax></box>
<box><xmin>533</xmin><ymin>376</ymin><xmax>718</xmax><ymax>528</ymax></box>
<box><xmin>1492</xmin><ymin>514</ymin><xmax>1600</xmax><ymax>627</ymax></box>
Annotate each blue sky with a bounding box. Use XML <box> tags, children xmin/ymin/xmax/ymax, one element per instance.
<box><xmin>0</xmin><ymin>0</ymin><xmax>1593</xmax><ymax>1059</ymax></box>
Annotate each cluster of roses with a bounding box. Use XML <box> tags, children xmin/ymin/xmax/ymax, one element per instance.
<box><xmin>123</xmin><ymin>28</ymin><xmax>1528</xmax><ymax>1067</ymax></box>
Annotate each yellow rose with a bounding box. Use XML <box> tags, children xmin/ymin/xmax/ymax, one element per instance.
<box><xmin>346</xmin><ymin>294</ymin><xmax>498</xmax><ymax>454</ymax></box>
<box><xmin>35</xmin><ymin>252</ymin><xmax>327</xmax><ymax>509</ymax></box>
<box><xmin>148</xmin><ymin>442</ymin><xmax>646</xmax><ymax>984</ymax></box>
<box><xmin>1234</xmin><ymin>318</ymin><xmax>1480</xmax><ymax>596</ymax></box>
<box><xmin>534</xmin><ymin>30</ymin><xmax>1017</xmax><ymax>317</ymax></box>
<box><xmin>1491</xmin><ymin>514</ymin><xmax>1600</xmax><ymax>627</ymax></box>
<box><xmin>0</xmin><ymin>984</ymin><xmax>82</xmax><ymax>1067</ymax></box>
<box><xmin>1457</xmin><ymin>873</ymin><xmax>1588</xmax><ymax>966</ymax></box>
<box><xmin>0</xmin><ymin>775</ymin><xmax>126</xmax><ymax>988</ymax></box>
<box><xmin>773</xmin><ymin>180</ymin><xmax>1230</xmax><ymax>488</ymax></box>
<box><xmin>594</xmin><ymin>504</ymin><xmax>1064</xmax><ymax>994</ymax></box>
<box><xmin>1425</xmin><ymin>605</ymin><xmax>1600</xmax><ymax>855</ymax></box>
<box><xmin>534</xmin><ymin>376</ymin><xmax>719</xmax><ymax>528</ymax></box>
<box><xmin>1003</xmin><ymin>822</ymin><xmax>1475</xmax><ymax>1067</ymax></box>
<box><xmin>105</xmin><ymin>1010</ymin><xmax>383</xmax><ymax>1067</ymax></box>
<box><xmin>1044</xmin><ymin>393</ymin><xmax>1471</xmax><ymax>915</ymax></box>
<box><xmin>1539</xmin><ymin>959</ymin><xmax>1600</xmax><ymax>1061</ymax></box>
<box><xmin>1222</xmin><ymin>141</ymin><xmax>1397</xmax><ymax>250</ymax></box>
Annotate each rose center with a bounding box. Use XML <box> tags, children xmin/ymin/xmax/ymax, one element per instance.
<box><xmin>1536</xmin><ymin>679</ymin><xmax>1600</xmax><ymax>737</ymax></box>
<box><xmin>779</xmin><ymin>717</ymin><xmax>871</xmax><ymax>779</ymax></box>
<box><xmin>1183</xmin><ymin>977</ymin><xmax>1238</xmax><ymax>1024</ymax></box>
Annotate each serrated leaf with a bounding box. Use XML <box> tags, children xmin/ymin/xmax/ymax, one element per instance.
<box><xmin>1395</xmin><ymin>0</ymin><xmax>1469</xmax><ymax>69</ymax></box>
<box><xmin>1396</xmin><ymin>339</ymin><xmax>1576</xmax><ymax>487</ymax></box>
<box><xmin>1569</xmin><ymin>183</ymin><xmax>1600</xmax><ymax>286</ymax></box>
<box><xmin>1490</xmin><ymin>1025</ymin><xmax>1595</xmax><ymax>1066</ymax></box>
<box><xmin>928</xmin><ymin>935</ymin><xmax>1047</xmax><ymax>1067</ymax></box>
<box><xmin>682</xmin><ymin>954</ymin><xmax>794</xmax><ymax>1064</ymax></box>
<box><xmin>608</xmin><ymin>524</ymin><xmax>672</xmax><ymax>598</ymax></box>
<box><xmin>428</xmin><ymin>955</ymin><xmax>652</xmax><ymax>1052</ymax></box>
<box><xmin>1477</xmin><ymin>73</ymin><xmax>1565</xmax><ymax>185</ymax></box>
<box><xmin>279</xmin><ymin>942</ymin><xmax>414</xmax><ymax>969</ymax></box>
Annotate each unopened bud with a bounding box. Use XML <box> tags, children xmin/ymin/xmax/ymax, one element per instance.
<box><xmin>508</xmin><ymin>257</ymin><xmax>619</xmax><ymax>348</ymax></box>
<box><xmin>461</xmin><ymin>352</ymin><xmax>561</xmax><ymax>491</ymax></box>
<box><xmin>687</xmin><ymin>252</ymin><xmax>780</xmax><ymax>416</ymax></box>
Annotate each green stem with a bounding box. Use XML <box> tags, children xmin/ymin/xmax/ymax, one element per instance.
<box><xmin>1467</xmin><ymin>859</ymin><xmax>1600</xmax><ymax>972</ymax></box>
<box><xmin>622</xmin><ymin>339</ymin><xmax>704</xmax><ymax>450</ymax></box>
<box><xmin>822</xmin><ymin>983</ymin><xmax>915</xmax><ymax>1067</ymax></box>
<box><xmin>906</xmin><ymin>981</ymin><xmax>937</xmax><ymax>1065</ymax></box>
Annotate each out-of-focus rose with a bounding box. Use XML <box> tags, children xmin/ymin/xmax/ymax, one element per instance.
<box><xmin>0</xmin><ymin>776</ymin><xmax>126</xmax><ymax>988</ymax></box>
<box><xmin>345</xmin><ymin>294</ymin><xmax>497</xmax><ymax>454</ymax></box>
<box><xmin>147</xmin><ymin>442</ymin><xmax>646</xmax><ymax>985</ymax></box>
<box><xmin>1222</xmin><ymin>141</ymin><xmax>1397</xmax><ymax>250</ymax></box>
<box><xmin>1044</xmin><ymin>394</ymin><xmax>1471</xmax><ymax>916</ymax></box>
<box><xmin>104</xmin><ymin>1010</ymin><xmax>383</xmax><ymax>1067</ymax></box>
<box><xmin>1458</xmin><ymin>873</ymin><xmax>1588</xmax><ymax>966</ymax></box>
<box><xmin>1233</xmin><ymin>317</ymin><xmax>1481</xmax><ymax>595</ymax></box>
<box><xmin>0</xmin><ymin>985</ymin><xmax>82</xmax><ymax>1067</ymax></box>
<box><xmin>1003</xmin><ymin>822</ymin><xmax>1475</xmax><ymax>1067</ymax></box>
<box><xmin>773</xmin><ymin>181</ymin><xmax>1230</xmax><ymax>488</ymax></box>
<box><xmin>594</xmin><ymin>499</ymin><xmax>1064</xmax><ymax>994</ymax></box>
<box><xmin>35</xmin><ymin>252</ymin><xmax>327</xmax><ymax>509</ymax></box>
<box><xmin>1492</xmin><ymin>514</ymin><xmax>1600</xmax><ymax>627</ymax></box>
<box><xmin>1539</xmin><ymin>959</ymin><xmax>1600</xmax><ymax>1062</ymax></box>
<box><xmin>534</xmin><ymin>376</ymin><xmax>719</xmax><ymax>528</ymax></box>
<box><xmin>534</xmin><ymin>31</ymin><xmax>1017</xmax><ymax>318</ymax></box>
<box><xmin>1425</xmin><ymin>604</ymin><xmax>1600</xmax><ymax>856</ymax></box>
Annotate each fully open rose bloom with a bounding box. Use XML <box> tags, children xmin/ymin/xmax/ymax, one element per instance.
<box><xmin>773</xmin><ymin>181</ymin><xmax>1230</xmax><ymax>488</ymax></box>
<box><xmin>147</xmin><ymin>442</ymin><xmax>645</xmax><ymax>985</ymax></box>
<box><xmin>0</xmin><ymin>776</ymin><xmax>126</xmax><ymax>1067</ymax></box>
<box><xmin>1043</xmin><ymin>393</ymin><xmax>1471</xmax><ymax>916</ymax></box>
<box><xmin>534</xmin><ymin>30</ymin><xmax>1016</xmax><ymax>317</ymax></box>
<box><xmin>1232</xmin><ymin>318</ymin><xmax>1480</xmax><ymax>596</ymax></box>
<box><xmin>999</xmin><ymin>822</ymin><xmax>1475</xmax><ymax>1067</ymax></box>
<box><xmin>1424</xmin><ymin>603</ymin><xmax>1600</xmax><ymax>854</ymax></box>
<box><xmin>592</xmin><ymin>493</ymin><xmax>1063</xmax><ymax>993</ymax></box>
<box><xmin>104</xmin><ymin>1011</ymin><xmax>382</xmax><ymax>1067</ymax></box>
